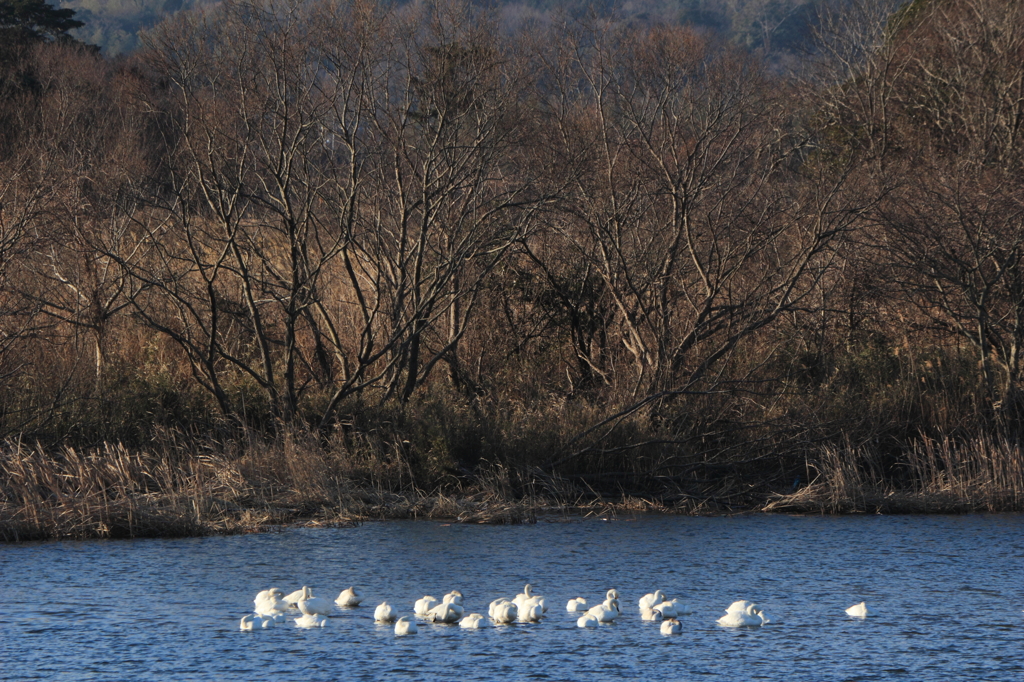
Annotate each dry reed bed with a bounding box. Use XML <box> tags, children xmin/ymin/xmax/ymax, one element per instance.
<box><xmin>763</xmin><ymin>436</ymin><xmax>1024</xmax><ymax>514</ymax></box>
<box><xmin>4</xmin><ymin>433</ymin><xmax>1023</xmax><ymax>542</ymax></box>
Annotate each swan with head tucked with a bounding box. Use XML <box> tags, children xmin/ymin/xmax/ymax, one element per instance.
<box><xmin>661</xmin><ymin>618</ymin><xmax>682</xmax><ymax>634</ymax></box>
<box><xmin>395</xmin><ymin>616</ymin><xmax>418</xmax><ymax>635</ymax></box>
<box><xmin>460</xmin><ymin>613</ymin><xmax>487</xmax><ymax>629</ymax></box>
<box><xmin>577</xmin><ymin>613</ymin><xmax>599</xmax><ymax>628</ymax></box>
<box><xmin>374</xmin><ymin>602</ymin><xmax>397</xmax><ymax>623</ymax></box>
<box><xmin>489</xmin><ymin>599</ymin><xmax>518</xmax><ymax>624</ymax></box>
<box><xmin>846</xmin><ymin>601</ymin><xmax>871</xmax><ymax>618</ymax></box>
<box><xmin>335</xmin><ymin>587</ymin><xmax>363</xmax><ymax>607</ymax></box>
<box><xmin>414</xmin><ymin>596</ymin><xmax>439</xmax><ymax>617</ymax></box>
<box><xmin>639</xmin><ymin>590</ymin><xmax>666</xmax><ymax>612</ymax></box>
<box><xmin>240</xmin><ymin>614</ymin><xmax>274</xmax><ymax>630</ymax></box>
<box><xmin>653</xmin><ymin>600</ymin><xmax>678</xmax><ymax>618</ymax></box>
<box><xmin>295</xmin><ymin>612</ymin><xmax>328</xmax><ymax>628</ymax></box>
<box><xmin>518</xmin><ymin>601</ymin><xmax>544</xmax><ymax>623</ymax></box>
<box><xmin>641</xmin><ymin>607</ymin><xmax>663</xmax><ymax>621</ymax></box>
<box><xmin>254</xmin><ymin>588</ymin><xmax>289</xmax><ymax>617</ymax></box>
<box><xmin>667</xmin><ymin>598</ymin><xmax>693</xmax><ymax>616</ymax></box>
<box><xmin>716</xmin><ymin>602</ymin><xmax>765</xmax><ymax>627</ymax></box>
<box><xmin>427</xmin><ymin>596</ymin><xmax>464</xmax><ymax>624</ymax></box>
<box><xmin>566</xmin><ymin>598</ymin><xmax>587</xmax><ymax>612</ymax></box>
<box><xmin>587</xmin><ymin>597</ymin><xmax>620</xmax><ymax>623</ymax></box>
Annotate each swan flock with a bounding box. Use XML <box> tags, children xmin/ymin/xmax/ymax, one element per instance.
<box><xmin>242</xmin><ymin>583</ymin><xmax>877</xmax><ymax>635</ymax></box>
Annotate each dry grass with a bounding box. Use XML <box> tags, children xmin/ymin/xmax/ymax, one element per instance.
<box><xmin>763</xmin><ymin>435</ymin><xmax>1024</xmax><ymax>514</ymax></box>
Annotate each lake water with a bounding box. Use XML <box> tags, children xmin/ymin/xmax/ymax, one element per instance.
<box><xmin>1</xmin><ymin>514</ymin><xmax>1022</xmax><ymax>681</ymax></box>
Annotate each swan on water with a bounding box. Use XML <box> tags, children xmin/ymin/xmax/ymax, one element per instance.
<box><xmin>295</xmin><ymin>613</ymin><xmax>328</xmax><ymax>628</ymax></box>
<box><xmin>566</xmin><ymin>598</ymin><xmax>588</xmax><ymax>612</ymax></box>
<box><xmin>577</xmin><ymin>613</ymin><xmax>599</xmax><ymax>628</ymax></box>
<box><xmin>490</xmin><ymin>599</ymin><xmax>518</xmax><ymax>624</ymax></box>
<box><xmin>667</xmin><ymin>598</ymin><xmax>693</xmax><ymax>616</ymax></box>
<box><xmin>374</xmin><ymin>602</ymin><xmax>398</xmax><ymax>623</ymax></box>
<box><xmin>335</xmin><ymin>587</ymin><xmax>363</xmax><ymax>607</ymax></box>
<box><xmin>518</xmin><ymin>601</ymin><xmax>544</xmax><ymax>623</ymax></box>
<box><xmin>254</xmin><ymin>588</ymin><xmax>289</xmax><ymax>617</ymax></box>
<box><xmin>653</xmin><ymin>600</ymin><xmax>678</xmax><ymax>618</ymax></box>
<box><xmin>445</xmin><ymin>590</ymin><xmax>464</xmax><ymax>606</ymax></box>
<box><xmin>514</xmin><ymin>584</ymin><xmax>547</xmax><ymax>613</ymax></box>
<box><xmin>298</xmin><ymin>588</ymin><xmax>332</xmax><ymax>616</ymax></box>
<box><xmin>587</xmin><ymin>597</ymin><xmax>620</xmax><ymax>623</ymax></box>
<box><xmin>846</xmin><ymin>602</ymin><xmax>871</xmax><ymax>618</ymax></box>
<box><xmin>283</xmin><ymin>587</ymin><xmax>309</xmax><ymax>607</ymax></box>
<box><xmin>240</xmin><ymin>614</ymin><xmax>274</xmax><ymax>630</ymax></box>
<box><xmin>716</xmin><ymin>602</ymin><xmax>765</xmax><ymax>628</ymax></box>
<box><xmin>641</xmin><ymin>607</ymin><xmax>663</xmax><ymax>621</ymax></box>
<box><xmin>428</xmin><ymin>600</ymin><xmax>463</xmax><ymax>624</ymax></box>
<box><xmin>395</xmin><ymin>616</ymin><xmax>418</xmax><ymax>635</ymax></box>
<box><xmin>460</xmin><ymin>613</ymin><xmax>487</xmax><ymax>629</ymax></box>
<box><xmin>661</xmin><ymin>618</ymin><xmax>682</xmax><ymax>635</ymax></box>
<box><xmin>639</xmin><ymin>590</ymin><xmax>666</xmax><ymax>612</ymax></box>
<box><xmin>414</xmin><ymin>596</ymin><xmax>440</xmax><ymax>617</ymax></box>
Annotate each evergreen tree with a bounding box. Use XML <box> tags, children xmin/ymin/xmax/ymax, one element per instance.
<box><xmin>0</xmin><ymin>0</ymin><xmax>84</xmax><ymax>44</ymax></box>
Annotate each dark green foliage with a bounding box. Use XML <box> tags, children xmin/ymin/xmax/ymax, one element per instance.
<box><xmin>0</xmin><ymin>0</ymin><xmax>83</xmax><ymax>43</ymax></box>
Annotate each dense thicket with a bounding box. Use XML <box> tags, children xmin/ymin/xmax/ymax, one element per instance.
<box><xmin>1</xmin><ymin>0</ymin><xmax>1022</xmax><ymax>535</ymax></box>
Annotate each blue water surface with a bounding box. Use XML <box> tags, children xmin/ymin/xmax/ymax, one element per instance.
<box><xmin>1</xmin><ymin>514</ymin><xmax>1022</xmax><ymax>681</ymax></box>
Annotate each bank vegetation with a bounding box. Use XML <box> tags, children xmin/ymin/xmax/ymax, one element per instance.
<box><xmin>1</xmin><ymin>0</ymin><xmax>1023</xmax><ymax>540</ymax></box>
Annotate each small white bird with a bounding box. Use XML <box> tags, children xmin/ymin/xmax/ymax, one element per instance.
<box><xmin>846</xmin><ymin>601</ymin><xmax>871</xmax><ymax>618</ymax></box>
<box><xmin>374</xmin><ymin>602</ymin><xmax>397</xmax><ymax>623</ymax></box>
<box><xmin>459</xmin><ymin>613</ymin><xmax>487</xmax><ymax>629</ymax></box>
<box><xmin>414</xmin><ymin>596</ymin><xmax>439</xmax><ymax>616</ymax></box>
<box><xmin>577</xmin><ymin>613</ymin><xmax>599</xmax><ymax>628</ymax></box>
<box><xmin>661</xmin><ymin>618</ymin><xmax>682</xmax><ymax>635</ymax></box>
<box><xmin>566</xmin><ymin>597</ymin><xmax>588</xmax><ymax>612</ymax></box>
<box><xmin>335</xmin><ymin>587</ymin><xmax>362</xmax><ymax>607</ymax></box>
<box><xmin>294</xmin><ymin>613</ymin><xmax>328</xmax><ymax>628</ymax></box>
<box><xmin>395</xmin><ymin>616</ymin><xmax>418</xmax><ymax>635</ymax></box>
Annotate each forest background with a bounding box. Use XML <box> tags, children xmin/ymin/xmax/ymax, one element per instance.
<box><xmin>2</xmin><ymin>0</ymin><xmax>1023</xmax><ymax>540</ymax></box>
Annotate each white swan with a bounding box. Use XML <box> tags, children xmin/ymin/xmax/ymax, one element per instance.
<box><xmin>414</xmin><ymin>596</ymin><xmax>439</xmax><ymax>617</ymax></box>
<box><xmin>490</xmin><ymin>599</ymin><xmax>518</xmax><ymax>624</ymax></box>
<box><xmin>374</xmin><ymin>602</ymin><xmax>397</xmax><ymax>623</ymax></box>
<box><xmin>254</xmin><ymin>588</ymin><xmax>289</xmax><ymax>617</ymax></box>
<box><xmin>653</xmin><ymin>600</ymin><xmax>678</xmax><ymax>618</ymax></box>
<box><xmin>283</xmin><ymin>587</ymin><xmax>309</xmax><ymax>607</ymax></box>
<box><xmin>298</xmin><ymin>588</ymin><xmax>332</xmax><ymax>616</ymax></box>
<box><xmin>240</xmin><ymin>614</ymin><xmax>274</xmax><ymax>630</ymax></box>
<box><xmin>577</xmin><ymin>613</ymin><xmax>599</xmax><ymax>628</ymax></box>
<box><xmin>667</xmin><ymin>598</ymin><xmax>693</xmax><ymax>616</ymax></box>
<box><xmin>661</xmin><ymin>617</ymin><xmax>682</xmax><ymax>634</ymax></box>
<box><xmin>294</xmin><ymin>613</ymin><xmax>328</xmax><ymax>628</ymax></box>
<box><xmin>428</xmin><ymin>600</ymin><xmax>463</xmax><ymax>624</ymax></box>
<box><xmin>640</xmin><ymin>607</ymin><xmax>663</xmax><ymax>621</ymax></box>
<box><xmin>514</xmin><ymin>584</ymin><xmax>547</xmax><ymax>613</ymax></box>
<box><xmin>587</xmin><ymin>597</ymin><xmax>620</xmax><ymax>623</ymax></box>
<box><xmin>518</xmin><ymin>600</ymin><xmax>544</xmax><ymax>623</ymax></box>
<box><xmin>716</xmin><ymin>602</ymin><xmax>764</xmax><ymax>627</ymax></box>
<box><xmin>724</xmin><ymin>600</ymin><xmax>756</xmax><ymax>615</ymax></box>
<box><xmin>566</xmin><ymin>597</ymin><xmax>587</xmax><ymax>612</ymax></box>
<box><xmin>639</xmin><ymin>590</ymin><xmax>666</xmax><ymax>612</ymax></box>
<box><xmin>445</xmin><ymin>590</ymin><xmax>464</xmax><ymax>606</ymax></box>
<box><xmin>846</xmin><ymin>601</ymin><xmax>871</xmax><ymax>618</ymax></box>
<box><xmin>335</xmin><ymin>587</ymin><xmax>362</xmax><ymax>607</ymax></box>
<box><xmin>459</xmin><ymin>613</ymin><xmax>487</xmax><ymax>629</ymax></box>
<box><xmin>395</xmin><ymin>616</ymin><xmax>418</xmax><ymax>635</ymax></box>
